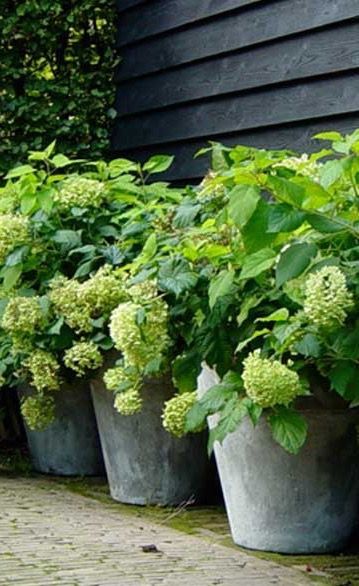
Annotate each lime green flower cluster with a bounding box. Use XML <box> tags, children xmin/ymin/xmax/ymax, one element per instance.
<box><xmin>1</xmin><ymin>296</ymin><xmax>44</xmax><ymax>337</ymax></box>
<box><xmin>64</xmin><ymin>341</ymin><xmax>103</xmax><ymax>376</ymax></box>
<box><xmin>0</xmin><ymin>213</ymin><xmax>29</xmax><ymax>263</ymax></box>
<box><xmin>109</xmin><ymin>298</ymin><xmax>169</xmax><ymax>370</ymax></box>
<box><xmin>24</xmin><ymin>350</ymin><xmax>60</xmax><ymax>392</ymax></box>
<box><xmin>21</xmin><ymin>394</ymin><xmax>56</xmax><ymax>431</ymax></box>
<box><xmin>114</xmin><ymin>389</ymin><xmax>143</xmax><ymax>416</ymax></box>
<box><xmin>242</xmin><ymin>350</ymin><xmax>303</xmax><ymax>408</ymax></box>
<box><xmin>162</xmin><ymin>392</ymin><xmax>197</xmax><ymax>437</ymax></box>
<box><xmin>49</xmin><ymin>267</ymin><xmax>126</xmax><ymax>333</ymax></box>
<box><xmin>128</xmin><ymin>280</ymin><xmax>158</xmax><ymax>303</ymax></box>
<box><xmin>275</xmin><ymin>154</ymin><xmax>319</xmax><ymax>178</ymax></box>
<box><xmin>304</xmin><ymin>266</ymin><xmax>353</xmax><ymax>329</ymax></box>
<box><xmin>54</xmin><ymin>176</ymin><xmax>106</xmax><ymax>210</ymax></box>
<box><xmin>103</xmin><ymin>365</ymin><xmax>140</xmax><ymax>393</ymax></box>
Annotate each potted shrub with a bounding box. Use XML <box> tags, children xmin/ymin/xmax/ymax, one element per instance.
<box><xmin>0</xmin><ymin>144</ymin><xmax>179</xmax><ymax>475</ymax></box>
<box><xmin>176</xmin><ymin>130</ymin><xmax>359</xmax><ymax>553</ymax></box>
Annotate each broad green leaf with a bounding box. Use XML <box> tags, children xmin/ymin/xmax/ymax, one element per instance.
<box><xmin>74</xmin><ymin>260</ymin><xmax>93</xmax><ymax>278</ymax></box>
<box><xmin>2</xmin><ymin>264</ymin><xmax>22</xmax><ymax>289</ymax></box>
<box><xmin>239</xmin><ymin>248</ymin><xmax>276</xmax><ymax>280</ymax></box>
<box><xmin>267</xmin><ymin>176</ymin><xmax>305</xmax><ymax>206</ymax></box>
<box><xmin>306</xmin><ymin>213</ymin><xmax>345</xmax><ymax>233</ymax></box>
<box><xmin>275</xmin><ymin>242</ymin><xmax>317</xmax><ymax>287</ymax></box>
<box><xmin>158</xmin><ymin>258</ymin><xmax>198</xmax><ymax>296</ymax></box>
<box><xmin>21</xmin><ymin>194</ymin><xmax>37</xmax><ymax>215</ymax></box>
<box><xmin>109</xmin><ymin>158</ymin><xmax>138</xmax><ymax>176</ymax></box>
<box><xmin>236</xmin><ymin>295</ymin><xmax>264</xmax><ymax>327</ymax></box>
<box><xmin>5</xmin><ymin>246</ymin><xmax>29</xmax><ymax>267</ymax></box>
<box><xmin>268</xmin><ymin>408</ymin><xmax>308</xmax><ymax>454</ymax></box>
<box><xmin>101</xmin><ymin>245</ymin><xmax>125</xmax><ymax>266</ymax></box>
<box><xmin>227</xmin><ymin>185</ymin><xmax>260</xmax><ymax>228</ymax></box>
<box><xmin>267</xmin><ymin>204</ymin><xmax>306</xmax><ymax>233</ymax></box>
<box><xmin>328</xmin><ymin>361</ymin><xmax>359</xmax><ymax>401</ymax></box>
<box><xmin>142</xmin><ymin>233</ymin><xmax>157</xmax><ymax>259</ymax></box>
<box><xmin>208</xmin><ymin>270</ymin><xmax>235</xmax><ymax>309</ymax></box>
<box><xmin>313</xmin><ymin>131</ymin><xmax>342</xmax><ymax>142</ymax></box>
<box><xmin>173</xmin><ymin>202</ymin><xmax>201</xmax><ymax>228</ymax></box>
<box><xmin>294</xmin><ymin>334</ymin><xmax>322</xmax><ymax>358</ymax></box>
<box><xmin>319</xmin><ymin>160</ymin><xmax>343</xmax><ymax>188</ymax></box>
<box><xmin>172</xmin><ymin>352</ymin><xmax>201</xmax><ymax>393</ymax></box>
<box><xmin>256</xmin><ymin>308</ymin><xmax>289</xmax><ymax>323</ymax></box>
<box><xmin>143</xmin><ymin>155</ymin><xmax>174</xmax><ymax>174</ymax></box>
<box><xmin>5</xmin><ymin>165</ymin><xmax>35</xmax><ymax>179</ymax></box>
<box><xmin>242</xmin><ymin>199</ymin><xmax>276</xmax><ymax>253</ymax></box>
<box><xmin>52</xmin><ymin>230</ymin><xmax>82</xmax><ymax>251</ymax></box>
<box><xmin>235</xmin><ymin>328</ymin><xmax>270</xmax><ymax>354</ymax></box>
<box><xmin>208</xmin><ymin>396</ymin><xmax>249</xmax><ymax>453</ymax></box>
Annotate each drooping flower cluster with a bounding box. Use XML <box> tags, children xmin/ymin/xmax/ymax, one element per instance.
<box><xmin>114</xmin><ymin>389</ymin><xmax>143</xmax><ymax>416</ymax></box>
<box><xmin>303</xmin><ymin>266</ymin><xmax>353</xmax><ymax>330</ymax></box>
<box><xmin>54</xmin><ymin>176</ymin><xmax>106</xmax><ymax>210</ymax></box>
<box><xmin>0</xmin><ymin>214</ymin><xmax>29</xmax><ymax>263</ymax></box>
<box><xmin>242</xmin><ymin>350</ymin><xmax>303</xmax><ymax>408</ymax></box>
<box><xmin>64</xmin><ymin>341</ymin><xmax>103</xmax><ymax>376</ymax></box>
<box><xmin>21</xmin><ymin>394</ymin><xmax>56</xmax><ymax>431</ymax></box>
<box><xmin>49</xmin><ymin>266</ymin><xmax>126</xmax><ymax>333</ymax></box>
<box><xmin>1</xmin><ymin>296</ymin><xmax>44</xmax><ymax>337</ymax></box>
<box><xmin>24</xmin><ymin>350</ymin><xmax>60</xmax><ymax>392</ymax></box>
<box><xmin>162</xmin><ymin>392</ymin><xmax>197</xmax><ymax>437</ymax></box>
<box><xmin>103</xmin><ymin>365</ymin><xmax>140</xmax><ymax>393</ymax></box>
<box><xmin>109</xmin><ymin>298</ymin><xmax>169</xmax><ymax>370</ymax></box>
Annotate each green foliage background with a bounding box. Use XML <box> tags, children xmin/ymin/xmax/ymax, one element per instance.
<box><xmin>0</xmin><ymin>0</ymin><xmax>118</xmax><ymax>174</ymax></box>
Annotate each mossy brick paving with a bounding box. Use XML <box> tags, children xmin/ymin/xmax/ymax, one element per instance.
<box><xmin>0</xmin><ymin>476</ymin><xmax>313</xmax><ymax>586</ymax></box>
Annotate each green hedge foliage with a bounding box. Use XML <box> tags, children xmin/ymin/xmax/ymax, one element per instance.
<box><xmin>0</xmin><ymin>0</ymin><xmax>117</xmax><ymax>174</ymax></box>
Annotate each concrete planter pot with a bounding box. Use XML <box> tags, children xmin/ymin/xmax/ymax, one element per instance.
<box><xmin>19</xmin><ymin>383</ymin><xmax>105</xmax><ymax>476</ymax></box>
<box><xmin>198</xmin><ymin>364</ymin><xmax>359</xmax><ymax>554</ymax></box>
<box><xmin>91</xmin><ymin>375</ymin><xmax>209</xmax><ymax>505</ymax></box>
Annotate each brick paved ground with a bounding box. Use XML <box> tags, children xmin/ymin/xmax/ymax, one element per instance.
<box><xmin>0</xmin><ymin>476</ymin><xmax>314</xmax><ymax>586</ymax></box>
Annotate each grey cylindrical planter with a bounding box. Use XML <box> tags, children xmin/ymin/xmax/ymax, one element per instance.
<box><xmin>198</xmin><ymin>364</ymin><xmax>359</xmax><ymax>554</ymax></box>
<box><xmin>19</xmin><ymin>383</ymin><xmax>105</xmax><ymax>476</ymax></box>
<box><xmin>91</xmin><ymin>375</ymin><xmax>209</xmax><ymax>505</ymax></box>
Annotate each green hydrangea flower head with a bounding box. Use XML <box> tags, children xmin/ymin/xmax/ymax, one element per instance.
<box><xmin>162</xmin><ymin>392</ymin><xmax>197</xmax><ymax>437</ymax></box>
<box><xmin>1</xmin><ymin>296</ymin><xmax>44</xmax><ymax>336</ymax></box>
<box><xmin>54</xmin><ymin>176</ymin><xmax>106</xmax><ymax>210</ymax></box>
<box><xmin>304</xmin><ymin>266</ymin><xmax>353</xmax><ymax>329</ymax></box>
<box><xmin>0</xmin><ymin>214</ymin><xmax>29</xmax><ymax>264</ymax></box>
<box><xmin>81</xmin><ymin>265</ymin><xmax>127</xmax><ymax>313</ymax></box>
<box><xmin>24</xmin><ymin>350</ymin><xmax>60</xmax><ymax>392</ymax></box>
<box><xmin>21</xmin><ymin>394</ymin><xmax>56</xmax><ymax>431</ymax></box>
<box><xmin>109</xmin><ymin>296</ymin><xmax>169</xmax><ymax>370</ymax></box>
<box><xmin>128</xmin><ymin>280</ymin><xmax>158</xmax><ymax>303</ymax></box>
<box><xmin>242</xmin><ymin>350</ymin><xmax>303</xmax><ymax>408</ymax></box>
<box><xmin>103</xmin><ymin>365</ymin><xmax>140</xmax><ymax>393</ymax></box>
<box><xmin>114</xmin><ymin>388</ymin><xmax>143</xmax><ymax>416</ymax></box>
<box><xmin>49</xmin><ymin>276</ymin><xmax>93</xmax><ymax>333</ymax></box>
<box><xmin>64</xmin><ymin>341</ymin><xmax>103</xmax><ymax>376</ymax></box>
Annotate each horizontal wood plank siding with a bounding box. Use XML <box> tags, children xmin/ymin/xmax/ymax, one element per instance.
<box><xmin>113</xmin><ymin>1</ymin><xmax>359</xmax><ymax>180</ymax></box>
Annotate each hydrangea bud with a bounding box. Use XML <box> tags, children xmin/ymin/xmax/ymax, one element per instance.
<box><xmin>64</xmin><ymin>341</ymin><xmax>103</xmax><ymax>375</ymax></box>
<box><xmin>109</xmin><ymin>297</ymin><xmax>169</xmax><ymax>370</ymax></box>
<box><xmin>49</xmin><ymin>276</ymin><xmax>93</xmax><ymax>333</ymax></box>
<box><xmin>242</xmin><ymin>350</ymin><xmax>303</xmax><ymax>408</ymax></box>
<box><xmin>24</xmin><ymin>350</ymin><xmax>60</xmax><ymax>392</ymax></box>
<box><xmin>304</xmin><ymin>266</ymin><xmax>353</xmax><ymax>329</ymax></box>
<box><xmin>0</xmin><ymin>214</ymin><xmax>29</xmax><ymax>264</ymax></box>
<box><xmin>162</xmin><ymin>392</ymin><xmax>197</xmax><ymax>437</ymax></box>
<box><xmin>21</xmin><ymin>394</ymin><xmax>56</xmax><ymax>431</ymax></box>
<box><xmin>54</xmin><ymin>177</ymin><xmax>106</xmax><ymax>210</ymax></box>
<box><xmin>2</xmin><ymin>296</ymin><xmax>43</xmax><ymax>336</ymax></box>
<box><xmin>114</xmin><ymin>388</ymin><xmax>143</xmax><ymax>416</ymax></box>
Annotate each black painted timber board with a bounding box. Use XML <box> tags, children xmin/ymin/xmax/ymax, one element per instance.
<box><xmin>117</xmin><ymin>0</ymin><xmax>359</xmax><ymax>80</ymax></box>
<box><xmin>113</xmin><ymin>73</ymin><xmax>359</xmax><ymax>150</ymax></box>
<box><xmin>115</xmin><ymin>22</ymin><xmax>359</xmax><ymax>115</ymax></box>
<box><xmin>114</xmin><ymin>115</ymin><xmax>359</xmax><ymax>182</ymax></box>
<box><xmin>117</xmin><ymin>0</ymin><xmax>265</xmax><ymax>47</ymax></box>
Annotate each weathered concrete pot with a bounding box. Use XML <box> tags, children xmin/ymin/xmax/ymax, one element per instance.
<box><xmin>198</xmin><ymin>364</ymin><xmax>359</xmax><ymax>553</ymax></box>
<box><xmin>19</xmin><ymin>383</ymin><xmax>105</xmax><ymax>476</ymax></box>
<box><xmin>91</xmin><ymin>375</ymin><xmax>209</xmax><ymax>505</ymax></box>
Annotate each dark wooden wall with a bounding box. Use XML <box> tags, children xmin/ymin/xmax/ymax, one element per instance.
<box><xmin>112</xmin><ymin>0</ymin><xmax>359</xmax><ymax>181</ymax></box>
